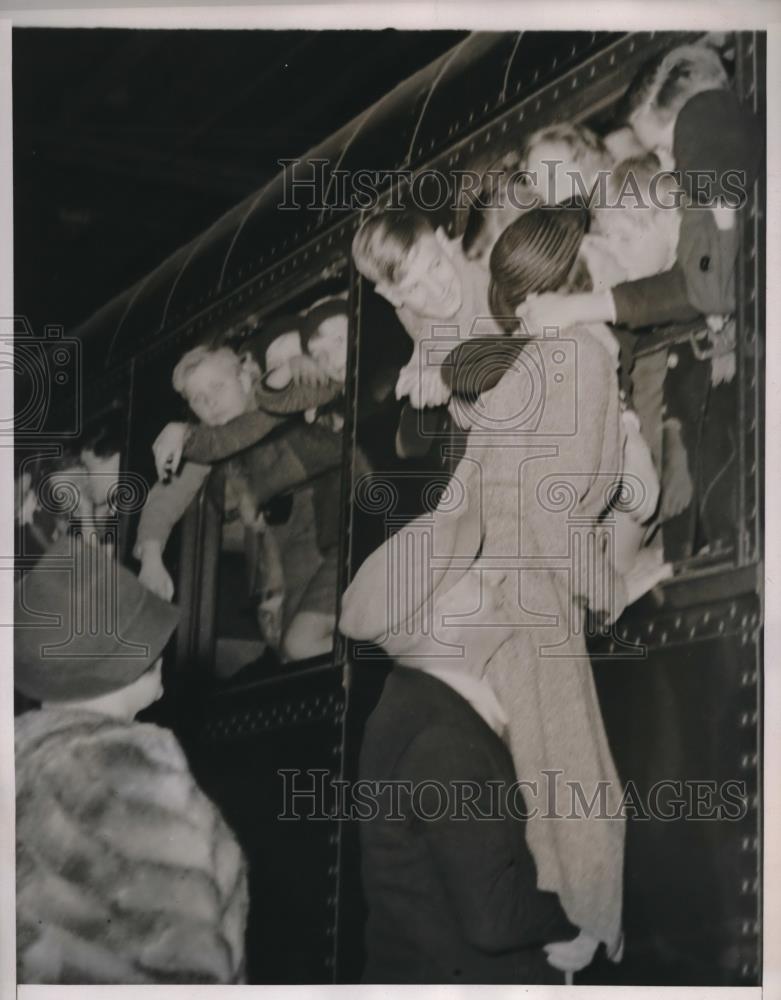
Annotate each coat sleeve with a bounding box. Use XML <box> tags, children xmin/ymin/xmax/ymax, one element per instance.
<box><xmin>134</xmin><ymin>460</ymin><xmax>211</xmax><ymax>556</ymax></box>
<box><xmin>611</xmin><ymin>264</ymin><xmax>702</xmax><ymax>329</ymax></box>
<box><xmin>183</xmin><ymin>410</ymin><xmax>288</xmax><ymax>463</ymax></box>
<box><xmin>398</xmin><ymin>724</ymin><xmax>577</xmax><ymax>952</ymax></box>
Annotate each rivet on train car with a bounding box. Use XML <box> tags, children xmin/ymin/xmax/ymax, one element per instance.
<box><xmin>702</xmin><ymin>611</ymin><xmax>711</xmax><ymax>624</ymax></box>
<box><xmin>518</xmin><ymin>110</ymin><xmax>525</xmax><ymax>122</ymax></box>
<box><xmin>674</xmin><ymin>616</ymin><xmax>682</xmax><ymax>630</ymax></box>
<box><xmin>628</xmin><ymin>40</ymin><xmax>635</xmax><ymax>53</ymax></box>
<box><xmin>534</xmin><ymin>100</ymin><xmax>541</xmax><ymax>112</ymax></box>
<box><xmin>718</xmin><ymin>621</ymin><xmax>725</xmax><ymax>634</ymax></box>
<box><xmin>571</xmin><ymin>77</ymin><xmax>578</xmax><ymax>89</ymax></box>
<box><xmin>590</xmin><ymin>65</ymin><xmax>596</xmax><ymax>78</ymax></box>
<box><xmin>667</xmin><ymin>352</ymin><xmax>679</xmax><ymax>369</ymax></box>
<box><xmin>660</xmin><ymin>632</ymin><xmax>667</xmax><ymax>644</ymax></box>
<box><xmin>609</xmin><ymin>53</ymin><xmax>616</xmax><ymax>65</ymax></box>
<box><xmin>501</xmin><ymin>121</ymin><xmax>508</xmax><ymax>133</ymax></box>
<box><xmin>553</xmin><ymin>88</ymin><xmax>559</xmax><ymax>101</ymax></box>
<box><xmin>689</xmin><ymin>626</ymin><xmax>696</xmax><ymax>639</ymax></box>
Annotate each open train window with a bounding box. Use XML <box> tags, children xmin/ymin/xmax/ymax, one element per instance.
<box><xmin>345</xmin><ymin>34</ymin><xmax>758</xmax><ymax>605</ymax></box>
<box><xmin>205</xmin><ymin>278</ymin><xmax>351</xmax><ymax>681</ymax></box>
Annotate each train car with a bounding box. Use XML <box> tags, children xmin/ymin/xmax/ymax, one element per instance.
<box><xmin>16</xmin><ymin>28</ymin><xmax>764</xmax><ymax>986</ymax></box>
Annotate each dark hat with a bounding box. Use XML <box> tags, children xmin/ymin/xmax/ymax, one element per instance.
<box><xmin>674</xmin><ymin>89</ymin><xmax>764</xmax><ymax>204</ymax></box>
<box><xmin>15</xmin><ymin>535</ymin><xmax>180</xmax><ymax>703</ymax></box>
<box><xmin>489</xmin><ymin>203</ymin><xmax>590</xmax><ymax>321</ymax></box>
<box><xmin>243</xmin><ymin>314</ymin><xmax>303</xmax><ymax>372</ymax></box>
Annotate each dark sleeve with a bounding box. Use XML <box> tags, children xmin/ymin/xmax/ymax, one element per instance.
<box><xmin>440</xmin><ymin>337</ymin><xmax>524</xmax><ymax>398</ymax></box>
<box><xmin>183</xmin><ymin>410</ymin><xmax>288</xmax><ymax>463</ymax></box>
<box><xmin>400</xmin><ymin>725</ymin><xmax>577</xmax><ymax>953</ymax></box>
<box><xmin>611</xmin><ymin>264</ymin><xmax>702</xmax><ymax>330</ymax></box>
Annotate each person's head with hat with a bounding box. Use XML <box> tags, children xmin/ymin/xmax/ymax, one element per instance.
<box><xmin>15</xmin><ymin>535</ymin><xmax>180</xmax><ymax>721</ymax></box>
<box><xmin>621</xmin><ymin>41</ymin><xmax>763</xmax><ymax>215</ymax></box>
<box><xmin>488</xmin><ymin>202</ymin><xmax>591</xmax><ymax>331</ymax></box>
<box><xmin>619</xmin><ymin>42</ymin><xmax>730</xmax><ymax>165</ymax></box>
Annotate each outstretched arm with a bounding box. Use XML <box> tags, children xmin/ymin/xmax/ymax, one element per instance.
<box><xmin>134</xmin><ymin>460</ymin><xmax>211</xmax><ymax>599</ymax></box>
<box><xmin>183</xmin><ymin>410</ymin><xmax>289</xmax><ymax>464</ymax></box>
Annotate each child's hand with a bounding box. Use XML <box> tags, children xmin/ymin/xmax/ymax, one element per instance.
<box><xmin>395</xmin><ymin>361</ymin><xmax>451</xmax><ymax>409</ymax></box>
<box><xmin>516</xmin><ymin>292</ymin><xmax>576</xmax><ymax>335</ymax></box>
<box><xmin>138</xmin><ymin>550</ymin><xmax>175</xmax><ymax>601</ymax></box>
<box><xmin>153</xmin><ymin>421</ymin><xmax>188</xmax><ymax>481</ymax></box>
<box><xmin>287</xmin><ymin>353</ymin><xmax>329</xmax><ymax>387</ymax></box>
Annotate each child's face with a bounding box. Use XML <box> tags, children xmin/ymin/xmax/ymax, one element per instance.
<box><xmin>184</xmin><ymin>355</ymin><xmax>253</xmax><ymax>426</ymax></box>
<box><xmin>308</xmin><ymin>315</ymin><xmax>348</xmax><ymax>384</ymax></box>
<box><xmin>629</xmin><ymin>107</ymin><xmax>676</xmax><ymax>160</ymax></box>
<box><xmin>524</xmin><ymin>138</ymin><xmax>600</xmax><ymax>205</ymax></box>
<box><xmin>376</xmin><ymin>229</ymin><xmax>462</xmax><ymax>320</ymax></box>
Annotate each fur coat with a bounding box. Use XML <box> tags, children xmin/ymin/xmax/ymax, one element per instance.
<box><xmin>15</xmin><ymin>708</ymin><xmax>248</xmax><ymax>985</ymax></box>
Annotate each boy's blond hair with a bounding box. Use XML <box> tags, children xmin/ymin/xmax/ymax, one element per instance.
<box><xmin>522</xmin><ymin>122</ymin><xmax>612</xmax><ymax>175</ymax></box>
<box><xmin>171</xmin><ymin>345</ymin><xmax>241</xmax><ymax>397</ymax></box>
<box><xmin>351</xmin><ymin>210</ymin><xmax>432</xmax><ymax>287</ymax></box>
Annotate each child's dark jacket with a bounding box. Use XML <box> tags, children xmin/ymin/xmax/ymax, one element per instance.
<box><xmin>359</xmin><ymin>666</ymin><xmax>576</xmax><ymax>984</ymax></box>
<box><xmin>611</xmin><ymin>88</ymin><xmax>763</xmax><ymax>329</ymax></box>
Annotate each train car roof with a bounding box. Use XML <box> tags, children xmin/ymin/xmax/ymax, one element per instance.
<box><xmin>70</xmin><ymin>29</ymin><xmax>685</xmax><ymax>372</ymax></box>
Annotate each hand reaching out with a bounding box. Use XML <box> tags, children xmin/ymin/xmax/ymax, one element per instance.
<box><xmin>138</xmin><ymin>553</ymin><xmax>175</xmax><ymax>601</ymax></box>
<box><xmin>395</xmin><ymin>361</ymin><xmax>451</xmax><ymax>409</ymax></box>
<box><xmin>153</xmin><ymin>421</ymin><xmax>188</xmax><ymax>481</ymax></box>
<box><xmin>515</xmin><ymin>292</ymin><xmax>574</xmax><ymax>336</ymax></box>
<box><xmin>287</xmin><ymin>353</ymin><xmax>330</xmax><ymax>387</ymax></box>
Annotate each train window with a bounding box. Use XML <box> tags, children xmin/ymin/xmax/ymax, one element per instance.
<box><xmin>206</xmin><ymin>286</ymin><xmax>351</xmax><ymax>680</ymax></box>
<box><xmin>346</xmin><ymin>41</ymin><xmax>754</xmax><ymax>598</ymax></box>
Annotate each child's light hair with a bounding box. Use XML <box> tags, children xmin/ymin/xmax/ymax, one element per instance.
<box><xmin>171</xmin><ymin>345</ymin><xmax>241</xmax><ymax>397</ymax></box>
<box><xmin>522</xmin><ymin>122</ymin><xmax>611</xmax><ymax>173</ymax></box>
<box><xmin>351</xmin><ymin>210</ymin><xmax>432</xmax><ymax>287</ymax></box>
<box><xmin>620</xmin><ymin>43</ymin><xmax>729</xmax><ymax>126</ymax></box>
